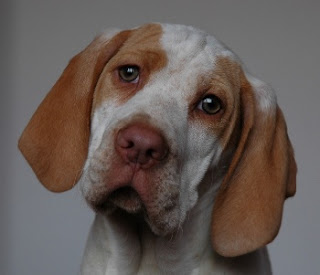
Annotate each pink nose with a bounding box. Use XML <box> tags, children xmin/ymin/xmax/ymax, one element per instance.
<box><xmin>116</xmin><ymin>123</ymin><xmax>169</xmax><ymax>169</ymax></box>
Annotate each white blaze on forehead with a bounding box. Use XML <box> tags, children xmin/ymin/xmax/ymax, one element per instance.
<box><xmin>143</xmin><ymin>24</ymin><xmax>229</xmax><ymax>211</ymax></box>
<box><xmin>160</xmin><ymin>24</ymin><xmax>277</xmax><ymax>114</ymax></box>
<box><xmin>159</xmin><ymin>24</ymin><xmax>235</xmax><ymax>84</ymax></box>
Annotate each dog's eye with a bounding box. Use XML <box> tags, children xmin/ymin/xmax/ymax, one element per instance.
<box><xmin>197</xmin><ymin>95</ymin><xmax>222</xmax><ymax>115</ymax></box>
<box><xmin>118</xmin><ymin>65</ymin><xmax>140</xmax><ymax>83</ymax></box>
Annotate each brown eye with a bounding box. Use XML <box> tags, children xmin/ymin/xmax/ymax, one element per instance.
<box><xmin>118</xmin><ymin>65</ymin><xmax>140</xmax><ymax>83</ymax></box>
<box><xmin>198</xmin><ymin>95</ymin><xmax>222</xmax><ymax>115</ymax></box>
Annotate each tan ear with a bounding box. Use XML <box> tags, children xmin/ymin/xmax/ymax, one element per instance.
<box><xmin>212</xmin><ymin>73</ymin><xmax>297</xmax><ymax>257</ymax></box>
<box><xmin>18</xmin><ymin>29</ymin><xmax>131</xmax><ymax>192</ymax></box>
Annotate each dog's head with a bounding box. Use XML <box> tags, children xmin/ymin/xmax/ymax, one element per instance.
<box><xmin>18</xmin><ymin>23</ymin><xmax>296</xmax><ymax>257</ymax></box>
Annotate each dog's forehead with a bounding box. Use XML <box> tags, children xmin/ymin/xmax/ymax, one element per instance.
<box><xmin>156</xmin><ymin>24</ymin><xmax>239</xmax><ymax>95</ymax></box>
<box><xmin>125</xmin><ymin>23</ymin><xmax>237</xmax><ymax>79</ymax></box>
<box><xmin>160</xmin><ymin>24</ymin><xmax>231</xmax><ymax>66</ymax></box>
<box><xmin>150</xmin><ymin>24</ymin><xmax>239</xmax><ymax>103</ymax></box>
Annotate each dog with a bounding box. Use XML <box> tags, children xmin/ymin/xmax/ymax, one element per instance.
<box><xmin>18</xmin><ymin>23</ymin><xmax>296</xmax><ymax>274</ymax></box>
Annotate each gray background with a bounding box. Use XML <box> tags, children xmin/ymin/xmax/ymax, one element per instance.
<box><xmin>2</xmin><ymin>0</ymin><xmax>319</xmax><ymax>274</ymax></box>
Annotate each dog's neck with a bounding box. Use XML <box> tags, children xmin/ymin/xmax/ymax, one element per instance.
<box><xmin>80</xmin><ymin>176</ymin><xmax>271</xmax><ymax>275</ymax></box>
<box><xmin>81</xmin><ymin>175</ymin><xmax>219</xmax><ymax>274</ymax></box>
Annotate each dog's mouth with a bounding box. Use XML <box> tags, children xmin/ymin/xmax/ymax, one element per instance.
<box><xmin>95</xmin><ymin>186</ymin><xmax>144</xmax><ymax>214</ymax></box>
<box><xmin>88</xmin><ymin>183</ymin><xmax>182</xmax><ymax>237</ymax></box>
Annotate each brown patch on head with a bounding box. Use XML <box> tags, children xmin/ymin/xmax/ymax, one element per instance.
<box><xmin>189</xmin><ymin>56</ymin><xmax>243</xmax><ymax>152</ymax></box>
<box><xmin>211</xmin><ymin>69</ymin><xmax>297</xmax><ymax>257</ymax></box>
<box><xmin>209</xmin><ymin>57</ymin><xmax>243</xmax><ymax>150</ymax></box>
<box><xmin>187</xmin><ymin>54</ymin><xmax>296</xmax><ymax>256</ymax></box>
<box><xmin>18</xmin><ymin>28</ymin><xmax>133</xmax><ymax>192</ymax></box>
<box><xmin>92</xmin><ymin>24</ymin><xmax>167</xmax><ymax>109</ymax></box>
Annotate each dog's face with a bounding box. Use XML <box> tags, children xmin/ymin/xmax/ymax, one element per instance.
<box><xmin>81</xmin><ymin>24</ymin><xmax>236</xmax><ymax>235</ymax></box>
<box><xmin>18</xmin><ymin>23</ymin><xmax>296</xmax><ymax>257</ymax></box>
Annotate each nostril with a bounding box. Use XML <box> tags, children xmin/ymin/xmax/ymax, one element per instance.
<box><xmin>127</xmin><ymin>141</ymin><xmax>134</xmax><ymax>149</ymax></box>
<box><xmin>146</xmin><ymin>149</ymin><xmax>153</xmax><ymax>157</ymax></box>
<box><xmin>117</xmin><ymin>134</ymin><xmax>134</xmax><ymax>149</ymax></box>
<box><xmin>149</xmin><ymin>145</ymin><xmax>168</xmax><ymax>161</ymax></box>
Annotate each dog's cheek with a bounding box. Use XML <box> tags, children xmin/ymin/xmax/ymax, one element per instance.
<box><xmin>80</xmin><ymin>101</ymin><xmax>120</xmax><ymax>192</ymax></box>
<box><xmin>139</xmin><ymin>166</ymin><xmax>181</xmax><ymax>234</ymax></box>
<box><xmin>88</xmin><ymin>103</ymin><xmax>119</xmax><ymax>157</ymax></box>
<box><xmin>79</xmin><ymin>141</ymin><xmax>117</xmax><ymax>207</ymax></box>
<box><xmin>145</xmin><ymin>190</ymin><xmax>181</xmax><ymax>235</ymax></box>
<box><xmin>178</xmin><ymin>123</ymin><xmax>223</xmax><ymax>212</ymax></box>
<box><xmin>146</xmin><ymin>206</ymin><xmax>181</xmax><ymax>236</ymax></box>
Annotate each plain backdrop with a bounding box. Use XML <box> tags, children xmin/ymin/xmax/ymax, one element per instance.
<box><xmin>2</xmin><ymin>0</ymin><xmax>319</xmax><ymax>274</ymax></box>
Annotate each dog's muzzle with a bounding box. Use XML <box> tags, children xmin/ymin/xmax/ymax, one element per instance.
<box><xmin>103</xmin><ymin>122</ymin><xmax>170</xmax><ymax>213</ymax></box>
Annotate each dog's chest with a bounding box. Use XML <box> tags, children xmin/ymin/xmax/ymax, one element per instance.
<box><xmin>135</xmin><ymin>229</ymin><xmax>215</xmax><ymax>275</ymax></box>
<box><xmin>81</xmin><ymin>213</ymin><xmax>215</xmax><ymax>275</ymax></box>
<box><xmin>81</xmin><ymin>213</ymin><xmax>271</xmax><ymax>275</ymax></box>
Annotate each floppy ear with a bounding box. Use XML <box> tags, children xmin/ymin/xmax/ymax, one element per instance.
<box><xmin>211</xmin><ymin>72</ymin><xmax>297</xmax><ymax>257</ymax></box>
<box><xmin>18</xmin><ymin>29</ymin><xmax>131</xmax><ymax>192</ymax></box>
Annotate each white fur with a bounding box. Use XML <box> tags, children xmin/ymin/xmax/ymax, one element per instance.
<box><xmin>246</xmin><ymin>73</ymin><xmax>277</xmax><ymax>112</ymax></box>
<box><xmin>79</xmin><ymin>24</ymin><xmax>273</xmax><ymax>274</ymax></box>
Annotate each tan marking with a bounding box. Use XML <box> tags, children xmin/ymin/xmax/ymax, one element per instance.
<box><xmin>18</xmin><ymin>29</ymin><xmax>132</xmax><ymax>192</ymax></box>
<box><xmin>189</xmin><ymin>56</ymin><xmax>296</xmax><ymax>256</ymax></box>
<box><xmin>93</xmin><ymin>24</ymin><xmax>167</xmax><ymax>109</ymax></box>
<box><xmin>211</xmin><ymin>68</ymin><xmax>297</xmax><ymax>256</ymax></box>
<box><xmin>189</xmin><ymin>56</ymin><xmax>242</xmax><ymax>150</ymax></box>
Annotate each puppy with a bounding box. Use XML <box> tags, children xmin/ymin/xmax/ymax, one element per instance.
<box><xmin>19</xmin><ymin>23</ymin><xmax>296</xmax><ymax>274</ymax></box>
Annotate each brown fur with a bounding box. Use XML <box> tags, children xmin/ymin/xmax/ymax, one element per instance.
<box><xmin>92</xmin><ymin>24</ymin><xmax>167</xmax><ymax>109</ymax></box>
<box><xmin>18</xmin><ymin>24</ymin><xmax>167</xmax><ymax>192</ymax></box>
<box><xmin>18</xmin><ymin>30</ymin><xmax>133</xmax><ymax>192</ymax></box>
<box><xmin>188</xmin><ymin>57</ymin><xmax>242</xmax><ymax>152</ymax></box>
<box><xmin>188</xmin><ymin>56</ymin><xmax>296</xmax><ymax>256</ymax></box>
<box><xmin>211</xmin><ymin>70</ymin><xmax>297</xmax><ymax>257</ymax></box>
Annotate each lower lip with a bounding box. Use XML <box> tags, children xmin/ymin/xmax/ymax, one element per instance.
<box><xmin>108</xmin><ymin>186</ymin><xmax>143</xmax><ymax>214</ymax></box>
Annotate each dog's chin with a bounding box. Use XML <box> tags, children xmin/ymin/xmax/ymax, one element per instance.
<box><xmin>92</xmin><ymin>186</ymin><xmax>143</xmax><ymax>215</ymax></box>
<box><xmin>89</xmin><ymin>187</ymin><xmax>180</xmax><ymax>237</ymax></box>
<box><xmin>145</xmin><ymin>210</ymin><xmax>181</xmax><ymax>237</ymax></box>
<box><xmin>108</xmin><ymin>186</ymin><xmax>144</xmax><ymax>214</ymax></box>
